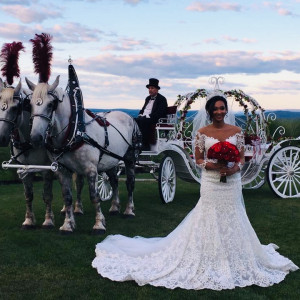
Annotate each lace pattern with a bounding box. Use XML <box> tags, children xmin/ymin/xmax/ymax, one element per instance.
<box><xmin>195</xmin><ymin>131</ymin><xmax>205</xmax><ymax>153</ymax></box>
<box><xmin>92</xmin><ymin>134</ymin><xmax>298</xmax><ymax>290</ymax></box>
<box><xmin>236</xmin><ymin>132</ymin><xmax>245</xmax><ymax>151</ymax></box>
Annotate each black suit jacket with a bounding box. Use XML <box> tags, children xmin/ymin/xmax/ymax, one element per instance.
<box><xmin>139</xmin><ymin>93</ymin><xmax>168</xmax><ymax>124</ymax></box>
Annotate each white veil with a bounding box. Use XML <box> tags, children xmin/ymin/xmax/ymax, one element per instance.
<box><xmin>192</xmin><ymin>92</ymin><xmax>236</xmax><ymax>139</ymax></box>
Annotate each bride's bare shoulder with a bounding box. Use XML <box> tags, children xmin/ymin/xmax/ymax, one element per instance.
<box><xmin>197</xmin><ymin>125</ymin><xmax>211</xmax><ymax>135</ymax></box>
<box><xmin>226</xmin><ymin>124</ymin><xmax>242</xmax><ymax>134</ymax></box>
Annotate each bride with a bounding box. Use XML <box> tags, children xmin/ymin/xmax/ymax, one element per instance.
<box><xmin>92</xmin><ymin>92</ymin><xmax>298</xmax><ymax>290</ymax></box>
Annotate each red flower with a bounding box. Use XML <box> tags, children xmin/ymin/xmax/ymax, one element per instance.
<box><xmin>207</xmin><ymin>141</ymin><xmax>240</xmax><ymax>183</ymax></box>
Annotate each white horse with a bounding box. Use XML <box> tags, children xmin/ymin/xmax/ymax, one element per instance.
<box><xmin>0</xmin><ymin>79</ymin><xmax>85</xmax><ymax>228</ymax></box>
<box><xmin>0</xmin><ymin>79</ymin><xmax>55</xmax><ymax>228</ymax></box>
<box><xmin>26</xmin><ymin>76</ymin><xmax>141</xmax><ymax>234</ymax></box>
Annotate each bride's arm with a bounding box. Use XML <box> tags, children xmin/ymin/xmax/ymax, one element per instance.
<box><xmin>220</xmin><ymin>131</ymin><xmax>245</xmax><ymax>176</ymax></box>
<box><xmin>194</xmin><ymin>131</ymin><xmax>225</xmax><ymax>171</ymax></box>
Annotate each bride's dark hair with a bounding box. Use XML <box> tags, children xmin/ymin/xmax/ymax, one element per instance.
<box><xmin>205</xmin><ymin>95</ymin><xmax>228</xmax><ymax>122</ymax></box>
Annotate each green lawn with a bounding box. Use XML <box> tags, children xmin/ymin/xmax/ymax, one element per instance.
<box><xmin>0</xmin><ymin>177</ymin><xmax>299</xmax><ymax>300</ymax></box>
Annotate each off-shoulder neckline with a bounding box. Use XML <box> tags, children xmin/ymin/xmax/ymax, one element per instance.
<box><xmin>197</xmin><ymin>132</ymin><xmax>243</xmax><ymax>143</ymax></box>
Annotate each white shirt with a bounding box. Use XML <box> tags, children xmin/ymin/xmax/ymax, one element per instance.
<box><xmin>142</xmin><ymin>97</ymin><xmax>156</xmax><ymax>118</ymax></box>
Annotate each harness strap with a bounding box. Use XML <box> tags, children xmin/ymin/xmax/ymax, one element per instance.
<box><xmin>78</xmin><ymin>132</ymin><xmax>126</xmax><ymax>162</ymax></box>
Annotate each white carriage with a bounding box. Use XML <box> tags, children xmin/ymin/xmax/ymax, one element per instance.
<box><xmin>98</xmin><ymin>84</ymin><xmax>300</xmax><ymax>203</ymax></box>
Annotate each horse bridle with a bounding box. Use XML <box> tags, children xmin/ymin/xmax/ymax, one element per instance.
<box><xmin>0</xmin><ymin>94</ymin><xmax>23</xmax><ymax>128</ymax></box>
<box><xmin>30</xmin><ymin>91</ymin><xmax>61</xmax><ymax>123</ymax></box>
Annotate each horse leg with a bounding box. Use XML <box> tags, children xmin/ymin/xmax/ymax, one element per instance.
<box><xmin>57</xmin><ymin>171</ymin><xmax>76</xmax><ymax>234</ymax></box>
<box><xmin>21</xmin><ymin>174</ymin><xmax>36</xmax><ymax>229</ymax></box>
<box><xmin>87</xmin><ymin>171</ymin><xmax>106</xmax><ymax>234</ymax></box>
<box><xmin>74</xmin><ymin>174</ymin><xmax>84</xmax><ymax>215</ymax></box>
<box><xmin>123</xmin><ymin>160</ymin><xmax>135</xmax><ymax>217</ymax></box>
<box><xmin>106</xmin><ymin>166</ymin><xmax>121</xmax><ymax>215</ymax></box>
<box><xmin>42</xmin><ymin>171</ymin><xmax>55</xmax><ymax>229</ymax></box>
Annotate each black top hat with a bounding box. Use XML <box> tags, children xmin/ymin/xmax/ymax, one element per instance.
<box><xmin>146</xmin><ymin>78</ymin><xmax>160</xmax><ymax>89</ymax></box>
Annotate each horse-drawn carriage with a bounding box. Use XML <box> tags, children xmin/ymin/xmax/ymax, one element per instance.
<box><xmin>0</xmin><ymin>36</ymin><xmax>298</xmax><ymax>234</ymax></box>
<box><xmin>98</xmin><ymin>78</ymin><xmax>300</xmax><ymax>203</ymax></box>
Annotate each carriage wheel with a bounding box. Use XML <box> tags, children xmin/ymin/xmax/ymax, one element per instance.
<box><xmin>267</xmin><ymin>146</ymin><xmax>300</xmax><ymax>198</ymax></box>
<box><xmin>97</xmin><ymin>172</ymin><xmax>113</xmax><ymax>201</ymax></box>
<box><xmin>159</xmin><ymin>156</ymin><xmax>176</xmax><ymax>203</ymax></box>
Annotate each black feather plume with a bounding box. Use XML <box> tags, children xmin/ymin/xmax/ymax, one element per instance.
<box><xmin>30</xmin><ymin>33</ymin><xmax>53</xmax><ymax>83</ymax></box>
<box><xmin>0</xmin><ymin>41</ymin><xmax>25</xmax><ymax>85</ymax></box>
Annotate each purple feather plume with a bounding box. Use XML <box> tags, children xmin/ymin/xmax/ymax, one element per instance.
<box><xmin>0</xmin><ymin>41</ymin><xmax>25</xmax><ymax>86</ymax></box>
<box><xmin>30</xmin><ymin>33</ymin><xmax>53</xmax><ymax>83</ymax></box>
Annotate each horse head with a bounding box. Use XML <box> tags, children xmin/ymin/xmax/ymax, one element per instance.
<box><xmin>26</xmin><ymin>75</ymin><xmax>62</xmax><ymax>148</ymax></box>
<box><xmin>0</xmin><ymin>78</ymin><xmax>22</xmax><ymax>146</ymax></box>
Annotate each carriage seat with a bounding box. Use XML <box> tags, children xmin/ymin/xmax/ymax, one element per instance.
<box><xmin>148</xmin><ymin>106</ymin><xmax>178</xmax><ymax>146</ymax></box>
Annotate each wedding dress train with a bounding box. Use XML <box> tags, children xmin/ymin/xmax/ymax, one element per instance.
<box><xmin>92</xmin><ymin>135</ymin><xmax>298</xmax><ymax>290</ymax></box>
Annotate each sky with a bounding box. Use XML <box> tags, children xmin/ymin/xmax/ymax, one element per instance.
<box><xmin>0</xmin><ymin>0</ymin><xmax>300</xmax><ymax>111</ymax></box>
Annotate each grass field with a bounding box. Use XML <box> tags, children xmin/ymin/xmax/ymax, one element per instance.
<box><xmin>0</xmin><ymin>177</ymin><xmax>299</xmax><ymax>300</ymax></box>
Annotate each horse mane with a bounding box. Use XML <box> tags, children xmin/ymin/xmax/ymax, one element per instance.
<box><xmin>32</xmin><ymin>82</ymin><xmax>49</xmax><ymax>99</ymax></box>
<box><xmin>0</xmin><ymin>41</ymin><xmax>25</xmax><ymax>86</ymax></box>
<box><xmin>1</xmin><ymin>87</ymin><xmax>14</xmax><ymax>102</ymax></box>
<box><xmin>30</xmin><ymin>33</ymin><xmax>53</xmax><ymax>83</ymax></box>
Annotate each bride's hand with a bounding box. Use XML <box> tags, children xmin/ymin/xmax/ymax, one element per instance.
<box><xmin>220</xmin><ymin>165</ymin><xmax>239</xmax><ymax>177</ymax></box>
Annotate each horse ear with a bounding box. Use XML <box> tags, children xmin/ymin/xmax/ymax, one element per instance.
<box><xmin>0</xmin><ymin>78</ymin><xmax>3</xmax><ymax>92</ymax></box>
<box><xmin>14</xmin><ymin>79</ymin><xmax>21</xmax><ymax>96</ymax></box>
<box><xmin>25</xmin><ymin>77</ymin><xmax>36</xmax><ymax>91</ymax></box>
<box><xmin>49</xmin><ymin>75</ymin><xmax>60</xmax><ymax>92</ymax></box>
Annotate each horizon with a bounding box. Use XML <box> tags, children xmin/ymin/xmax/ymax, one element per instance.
<box><xmin>0</xmin><ymin>0</ymin><xmax>300</xmax><ymax>110</ymax></box>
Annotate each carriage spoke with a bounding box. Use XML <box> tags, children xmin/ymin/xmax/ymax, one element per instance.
<box><xmin>159</xmin><ymin>157</ymin><xmax>176</xmax><ymax>203</ymax></box>
<box><xmin>292</xmin><ymin>178</ymin><xmax>299</xmax><ymax>195</ymax></box>
<box><xmin>282</xmin><ymin>178</ymin><xmax>289</xmax><ymax>196</ymax></box>
<box><xmin>275</xmin><ymin>175</ymin><xmax>288</xmax><ymax>189</ymax></box>
<box><xmin>272</xmin><ymin>173</ymin><xmax>287</xmax><ymax>183</ymax></box>
<box><xmin>292</xmin><ymin>158</ymin><xmax>300</xmax><ymax>169</ymax></box>
<box><xmin>289</xmin><ymin>178</ymin><xmax>292</xmax><ymax>197</ymax></box>
<box><xmin>273</xmin><ymin>162</ymin><xmax>285</xmax><ymax>171</ymax></box>
<box><xmin>272</xmin><ymin>171</ymin><xmax>287</xmax><ymax>175</ymax></box>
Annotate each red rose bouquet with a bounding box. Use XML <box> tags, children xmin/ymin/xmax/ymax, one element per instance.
<box><xmin>207</xmin><ymin>141</ymin><xmax>240</xmax><ymax>183</ymax></box>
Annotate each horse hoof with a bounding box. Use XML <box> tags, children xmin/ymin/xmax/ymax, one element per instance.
<box><xmin>21</xmin><ymin>224</ymin><xmax>36</xmax><ymax>230</ymax></box>
<box><xmin>92</xmin><ymin>229</ymin><xmax>106</xmax><ymax>235</ymax></box>
<box><xmin>42</xmin><ymin>224</ymin><xmax>55</xmax><ymax>230</ymax></box>
<box><xmin>123</xmin><ymin>214</ymin><xmax>135</xmax><ymax>219</ymax></box>
<box><xmin>109</xmin><ymin>211</ymin><xmax>120</xmax><ymax>216</ymax></box>
<box><xmin>74</xmin><ymin>211</ymin><xmax>84</xmax><ymax>216</ymax></box>
<box><xmin>60</xmin><ymin>230</ymin><xmax>73</xmax><ymax>235</ymax></box>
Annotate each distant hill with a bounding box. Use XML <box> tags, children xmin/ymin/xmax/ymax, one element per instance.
<box><xmin>91</xmin><ymin>109</ymin><xmax>300</xmax><ymax>119</ymax></box>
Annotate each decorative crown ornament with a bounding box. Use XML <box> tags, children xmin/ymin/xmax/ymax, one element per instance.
<box><xmin>206</xmin><ymin>76</ymin><xmax>227</xmax><ymax>101</ymax></box>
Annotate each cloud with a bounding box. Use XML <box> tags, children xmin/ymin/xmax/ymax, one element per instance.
<box><xmin>71</xmin><ymin>0</ymin><xmax>146</xmax><ymax>4</ymax></box>
<box><xmin>203</xmin><ymin>38</ymin><xmax>220</xmax><ymax>44</ymax></box>
<box><xmin>0</xmin><ymin>0</ymin><xmax>31</xmax><ymax>4</ymax></box>
<box><xmin>186</xmin><ymin>1</ymin><xmax>242</xmax><ymax>12</ymax></box>
<box><xmin>1</xmin><ymin>4</ymin><xmax>63</xmax><ymax>24</ymax></box>
<box><xmin>68</xmin><ymin>51</ymin><xmax>300</xmax><ymax>79</ymax></box>
<box><xmin>202</xmin><ymin>36</ymin><xmax>256</xmax><ymax>45</ymax></box>
<box><xmin>51</xmin><ymin>22</ymin><xmax>103</xmax><ymax>43</ymax></box>
<box><xmin>123</xmin><ymin>0</ymin><xmax>146</xmax><ymax>5</ymax></box>
<box><xmin>223</xmin><ymin>36</ymin><xmax>256</xmax><ymax>44</ymax></box>
<box><xmin>101</xmin><ymin>37</ymin><xmax>157</xmax><ymax>51</ymax></box>
<box><xmin>263</xmin><ymin>2</ymin><xmax>299</xmax><ymax>17</ymax></box>
<box><xmin>0</xmin><ymin>22</ymin><xmax>103</xmax><ymax>43</ymax></box>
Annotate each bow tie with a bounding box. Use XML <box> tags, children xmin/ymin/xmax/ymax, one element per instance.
<box><xmin>150</xmin><ymin>97</ymin><xmax>156</xmax><ymax>100</ymax></box>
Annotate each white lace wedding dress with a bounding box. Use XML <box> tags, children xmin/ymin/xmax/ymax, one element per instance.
<box><xmin>92</xmin><ymin>133</ymin><xmax>298</xmax><ymax>290</ymax></box>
